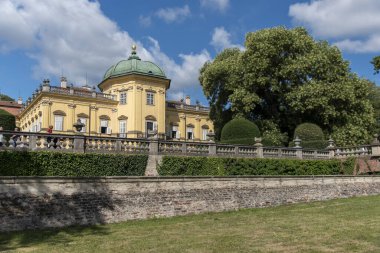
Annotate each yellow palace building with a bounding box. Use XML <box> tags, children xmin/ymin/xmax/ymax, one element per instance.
<box><xmin>17</xmin><ymin>45</ymin><xmax>213</xmax><ymax>141</ymax></box>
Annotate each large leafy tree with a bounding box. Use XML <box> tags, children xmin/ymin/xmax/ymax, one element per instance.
<box><xmin>200</xmin><ymin>27</ymin><xmax>375</xmax><ymax>146</ymax></box>
<box><xmin>371</xmin><ymin>56</ymin><xmax>380</xmax><ymax>74</ymax></box>
<box><xmin>370</xmin><ymin>56</ymin><xmax>380</xmax><ymax>134</ymax></box>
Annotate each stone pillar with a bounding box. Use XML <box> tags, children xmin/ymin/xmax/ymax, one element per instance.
<box><xmin>29</xmin><ymin>135</ymin><xmax>37</xmax><ymax>150</ymax></box>
<box><xmin>371</xmin><ymin>134</ymin><xmax>380</xmax><ymax>157</ymax></box>
<box><xmin>294</xmin><ymin>136</ymin><xmax>303</xmax><ymax>159</ymax></box>
<box><xmin>209</xmin><ymin>142</ymin><xmax>216</xmax><ymax>156</ymax></box>
<box><xmin>181</xmin><ymin>142</ymin><xmax>187</xmax><ymax>154</ymax></box>
<box><xmin>149</xmin><ymin>139</ymin><xmax>159</xmax><ymax>155</ymax></box>
<box><xmin>73</xmin><ymin>135</ymin><xmax>84</xmax><ymax>153</ymax></box>
<box><xmin>327</xmin><ymin>137</ymin><xmax>336</xmax><ymax>159</ymax></box>
<box><xmin>234</xmin><ymin>146</ymin><xmax>239</xmax><ymax>155</ymax></box>
<box><xmin>115</xmin><ymin>140</ymin><xmax>122</xmax><ymax>152</ymax></box>
<box><xmin>254</xmin><ymin>137</ymin><xmax>264</xmax><ymax>158</ymax></box>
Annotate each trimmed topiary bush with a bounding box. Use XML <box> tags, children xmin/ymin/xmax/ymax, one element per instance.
<box><xmin>221</xmin><ymin>118</ymin><xmax>260</xmax><ymax>145</ymax></box>
<box><xmin>158</xmin><ymin>156</ymin><xmax>355</xmax><ymax>176</ymax></box>
<box><xmin>0</xmin><ymin>151</ymin><xmax>148</xmax><ymax>176</ymax></box>
<box><xmin>291</xmin><ymin>123</ymin><xmax>327</xmax><ymax>149</ymax></box>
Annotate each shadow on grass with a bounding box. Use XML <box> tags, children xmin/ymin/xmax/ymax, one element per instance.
<box><xmin>0</xmin><ymin>224</ymin><xmax>110</xmax><ymax>251</ymax></box>
<box><xmin>0</xmin><ymin>178</ymin><xmax>122</xmax><ymax>252</ymax></box>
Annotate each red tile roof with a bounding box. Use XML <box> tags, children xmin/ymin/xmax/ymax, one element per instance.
<box><xmin>0</xmin><ymin>101</ymin><xmax>22</xmax><ymax>116</ymax></box>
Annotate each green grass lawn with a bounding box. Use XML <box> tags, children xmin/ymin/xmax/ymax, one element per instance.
<box><xmin>1</xmin><ymin>195</ymin><xmax>380</xmax><ymax>253</ymax></box>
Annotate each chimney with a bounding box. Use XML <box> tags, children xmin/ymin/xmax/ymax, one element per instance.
<box><xmin>185</xmin><ymin>95</ymin><xmax>191</xmax><ymax>105</ymax></box>
<box><xmin>60</xmin><ymin>76</ymin><xmax>67</xmax><ymax>88</ymax></box>
<box><xmin>17</xmin><ymin>97</ymin><xmax>23</xmax><ymax>105</ymax></box>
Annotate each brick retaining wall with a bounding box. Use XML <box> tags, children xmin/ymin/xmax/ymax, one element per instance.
<box><xmin>1</xmin><ymin>176</ymin><xmax>380</xmax><ymax>231</ymax></box>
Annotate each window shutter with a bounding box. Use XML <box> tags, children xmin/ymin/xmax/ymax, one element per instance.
<box><xmin>107</xmin><ymin>127</ymin><xmax>112</xmax><ymax>134</ymax></box>
<box><xmin>176</xmin><ymin>131</ymin><xmax>180</xmax><ymax>139</ymax></box>
<box><xmin>153</xmin><ymin>122</ymin><xmax>158</xmax><ymax>131</ymax></box>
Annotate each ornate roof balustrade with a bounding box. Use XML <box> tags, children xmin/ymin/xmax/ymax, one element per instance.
<box><xmin>20</xmin><ymin>85</ymin><xmax>117</xmax><ymax>112</ymax></box>
<box><xmin>47</xmin><ymin>86</ymin><xmax>116</xmax><ymax>100</ymax></box>
<box><xmin>166</xmin><ymin>101</ymin><xmax>210</xmax><ymax>112</ymax></box>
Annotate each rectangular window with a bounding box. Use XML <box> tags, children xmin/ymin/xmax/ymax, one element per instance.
<box><xmin>146</xmin><ymin>92</ymin><xmax>154</xmax><ymax>105</ymax></box>
<box><xmin>54</xmin><ymin>116</ymin><xmax>63</xmax><ymax>131</ymax></box>
<box><xmin>171</xmin><ymin>126</ymin><xmax>178</xmax><ymax>139</ymax></box>
<box><xmin>202</xmin><ymin>129</ymin><xmax>209</xmax><ymax>141</ymax></box>
<box><xmin>38</xmin><ymin>118</ymin><xmax>42</xmax><ymax>132</ymax></box>
<box><xmin>146</xmin><ymin>121</ymin><xmax>156</xmax><ymax>137</ymax></box>
<box><xmin>100</xmin><ymin>120</ymin><xmax>108</xmax><ymax>134</ymax></box>
<box><xmin>32</xmin><ymin>123</ymin><xmax>37</xmax><ymax>132</ymax></box>
<box><xmin>119</xmin><ymin>120</ymin><xmax>127</xmax><ymax>137</ymax></box>
<box><xmin>187</xmin><ymin>127</ymin><xmax>194</xmax><ymax>140</ymax></box>
<box><xmin>79</xmin><ymin>118</ymin><xmax>87</xmax><ymax>133</ymax></box>
<box><xmin>120</xmin><ymin>92</ymin><xmax>127</xmax><ymax>105</ymax></box>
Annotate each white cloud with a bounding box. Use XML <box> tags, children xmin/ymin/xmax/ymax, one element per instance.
<box><xmin>146</xmin><ymin>37</ymin><xmax>211</xmax><ymax>95</ymax></box>
<box><xmin>210</xmin><ymin>27</ymin><xmax>243</xmax><ymax>52</ymax></box>
<box><xmin>155</xmin><ymin>5</ymin><xmax>190</xmax><ymax>23</ymax></box>
<box><xmin>0</xmin><ymin>0</ymin><xmax>210</xmax><ymax>95</ymax></box>
<box><xmin>200</xmin><ymin>0</ymin><xmax>229</xmax><ymax>12</ymax></box>
<box><xmin>139</xmin><ymin>15</ymin><xmax>151</xmax><ymax>27</ymax></box>
<box><xmin>289</xmin><ymin>0</ymin><xmax>380</xmax><ymax>53</ymax></box>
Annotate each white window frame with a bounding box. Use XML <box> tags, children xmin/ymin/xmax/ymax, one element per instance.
<box><xmin>38</xmin><ymin>117</ymin><xmax>42</xmax><ymax>132</ymax></box>
<box><xmin>146</xmin><ymin>120</ymin><xmax>157</xmax><ymax>137</ymax></box>
<box><xmin>54</xmin><ymin>115</ymin><xmax>64</xmax><ymax>131</ymax></box>
<box><xmin>100</xmin><ymin>120</ymin><xmax>111</xmax><ymax>134</ymax></box>
<box><xmin>186</xmin><ymin>127</ymin><xmax>194</xmax><ymax>140</ymax></box>
<box><xmin>119</xmin><ymin>120</ymin><xmax>127</xmax><ymax>137</ymax></box>
<box><xmin>120</xmin><ymin>92</ymin><xmax>127</xmax><ymax>105</ymax></box>
<box><xmin>202</xmin><ymin>128</ymin><xmax>209</xmax><ymax>141</ymax></box>
<box><xmin>171</xmin><ymin>125</ymin><xmax>180</xmax><ymax>139</ymax></box>
<box><xmin>146</xmin><ymin>92</ymin><xmax>154</xmax><ymax>105</ymax></box>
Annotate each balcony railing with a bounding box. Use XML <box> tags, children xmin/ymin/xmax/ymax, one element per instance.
<box><xmin>1</xmin><ymin>130</ymin><xmax>379</xmax><ymax>160</ymax></box>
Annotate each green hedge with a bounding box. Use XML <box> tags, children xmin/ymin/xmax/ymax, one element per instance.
<box><xmin>0</xmin><ymin>151</ymin><xmax>148</xmax><ymax>176</ymax></box>
<box><xmin>158</xmin><ymin>156</ymin><xmax>356</xmax><ymax>176</ymax></box>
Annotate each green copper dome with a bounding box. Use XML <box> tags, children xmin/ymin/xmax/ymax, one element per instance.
<box><xmin>102</xmin><ymin>45</ymin><xmax>166</xmax><ymax>80</ymax></box>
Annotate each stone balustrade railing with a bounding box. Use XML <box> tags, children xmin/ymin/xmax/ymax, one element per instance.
<box><xmin>1</xmin><ymin>130</ymin><xmax>379</xmax><ymax>159</ymax></box>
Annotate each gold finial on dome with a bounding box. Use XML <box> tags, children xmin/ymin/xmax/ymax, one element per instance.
<box><xmin>128</xmin><ymin>44</ymin><xmax>140</xmax><ymax>60</ymax></box>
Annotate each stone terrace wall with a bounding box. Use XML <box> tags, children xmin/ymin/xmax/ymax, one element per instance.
<box><xmin>1</xmin><ymin>176</ymin><xmax>380</xmax><ymax>232</ymax></box>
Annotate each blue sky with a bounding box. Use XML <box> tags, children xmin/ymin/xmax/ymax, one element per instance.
<box><xmin>0</xmin><ymin>0</ymin><xmax>379</xmax><ymax>105</ymax></box>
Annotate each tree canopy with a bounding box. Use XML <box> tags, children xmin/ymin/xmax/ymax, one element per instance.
<box><xmin>371</xmin><ymin>56</ymin><xmax>380</xmax><ymax>74</ymax></box>
<box><xmin>0</xmin><ymin>94</ymin><xmax>14</xmax><ymax>101</ymax></box>
<box><xmin>199</xmin><ymin>27</ymin><xmax>375</xmax><ymax>146</ymax></box>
